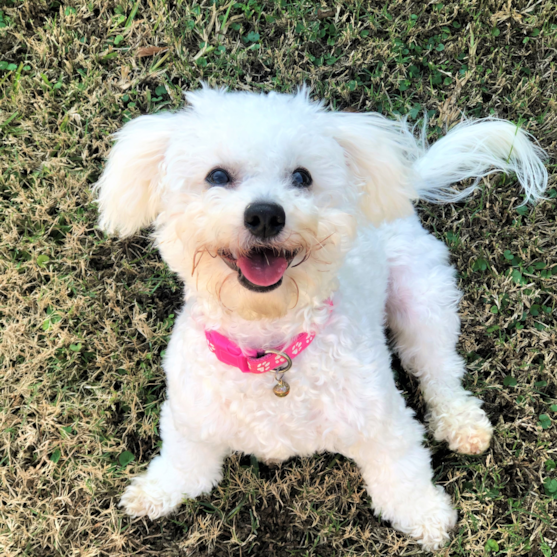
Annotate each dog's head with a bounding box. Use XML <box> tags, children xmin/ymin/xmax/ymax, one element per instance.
<box><xmin>96</xmin><ymin>87</ymin><xmax>418</xmax><ymax>319</ymax></box>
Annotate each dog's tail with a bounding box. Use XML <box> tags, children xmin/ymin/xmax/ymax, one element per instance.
<box><xmin>412</xmin><ymin>118</ymin><xmax>548</xmax><ymax>204</ymax></box>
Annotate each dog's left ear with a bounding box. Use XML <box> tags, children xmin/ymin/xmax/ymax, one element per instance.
<box><xmin>95</xmin><ymin>112</ymin><xmax>177</xmax><ymax>237</ymax></box>
<box><xmin>329</xmin><ymin>112</ymin><xmax>418</xmax><ymax>225</ymax></box>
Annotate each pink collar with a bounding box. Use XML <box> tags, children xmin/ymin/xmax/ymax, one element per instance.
<box><xmin>205</xmin><ymin>299</ymin><xmax>333</xmax><ymax>374</ymax></box>
<box><xmin>205</xmin><ymin>329</ymin><xmax>315</xmax><ymax>374</ymax></box>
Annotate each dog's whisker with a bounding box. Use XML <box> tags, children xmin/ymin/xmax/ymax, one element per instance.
<box><xmin>291</xmin><ymin>249</ymin><xmax>311</xmax><ymax>268</ymax></box>
<box><xmin>311</xmin><ymin>257</ymin><xmax>332</xmax><ymax>265</ymax></box>
<box><xmin>287</xmin><ymin>276</ymin><xmax>300</xmax><ymax>309</ymax></box>
<box><xmin>191</xmin><ymin>247</ymin><xmax>207</xmax><ymax>277</ymax></box>
<box><xmin>217</xmin><ymin>273</ymin><xmax>234</xmax><ymax>311</ymax></box>
<box><xmin>312</xmin><ymin>232</ymin><xmax>335</xmax><ymax>252</ymax></box>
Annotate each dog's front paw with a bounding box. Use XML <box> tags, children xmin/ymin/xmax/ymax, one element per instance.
<box><xmin>431</xmin><ymin>398</ymin><xmax>493</xmax><ymax>455</ymax></box>
<box><xmin>397</xmin><ymin>486</ymin><xmax>458</xmax><ymax>551</ymax></box>
<box><xmin>119</xmin><ymin>474</ymin><xmax>183</xmax><ymax>519</ymax></box>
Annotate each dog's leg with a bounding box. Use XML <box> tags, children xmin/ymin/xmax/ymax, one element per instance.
<box><xmin>343</xmin><ymin>403</ymin><xmax>457</xmax><ymax>550</ymax></box>
<box><xmin>383</xmin><ymin>215</ymin><xmax>493</xmax><ymax>455</ymax></box>
<box><xmin>120</xmin><ymin>401</ymin><xmax>227</xmax><ymax>518</ymax></box>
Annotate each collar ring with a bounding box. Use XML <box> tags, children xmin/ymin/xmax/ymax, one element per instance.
<box><xmin>264</xmin><ymin>349</ymin><xmax>293</xmax><ymax>374</ymax></box>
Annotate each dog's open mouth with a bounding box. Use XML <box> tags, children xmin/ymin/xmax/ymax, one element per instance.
<box><xmin>219</xmin><ymin>248</ymin><xmax>297</xmax><ymax>292</ymax></box>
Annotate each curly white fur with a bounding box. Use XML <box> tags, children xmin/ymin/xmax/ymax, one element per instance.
<box><xmin>95</xmin><ymin>87</ymin><xmax>547</xmax><ymax>550</ymax></box>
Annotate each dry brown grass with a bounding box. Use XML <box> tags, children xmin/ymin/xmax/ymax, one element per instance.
<box><xmin>0</xmin><ymin>0</ymin><xmax>556</xmax><ymax>555</ymax></box>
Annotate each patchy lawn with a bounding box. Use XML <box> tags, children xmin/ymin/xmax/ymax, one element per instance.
<box><xmin>0</xmin><ymin>0</ymin><xmax>556</xmax><ymax>555</ymax></box>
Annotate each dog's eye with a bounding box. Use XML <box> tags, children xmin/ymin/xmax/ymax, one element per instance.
<box><xmin>292</xmin><ymin>168</ymin><xmax>312</xmax><ymax>188</ymax></box>
<box><xmin>206</xmin><ymin>168</ymin><xmax>231</xmax><ymax>187</ymax></box>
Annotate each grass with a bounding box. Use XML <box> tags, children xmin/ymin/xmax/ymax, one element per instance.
<box><xmin>0</xmin><ymin>0</ymin><xmax>556</xmax><ymax>555</ymax></box>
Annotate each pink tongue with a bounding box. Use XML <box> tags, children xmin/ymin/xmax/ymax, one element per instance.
<box><xmin>237</xmin><ymin>250</ymin><xmax>288</xmax><ymax>287</ymax></box>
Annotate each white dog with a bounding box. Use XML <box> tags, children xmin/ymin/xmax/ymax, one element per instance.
<box><xmin>95</xmin><ymin>87</ymin><xmax>547</xmax><ymax>550</ymax></box>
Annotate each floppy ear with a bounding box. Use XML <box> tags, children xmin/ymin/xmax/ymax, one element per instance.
<box><xmin>330</xmin><ymin>112</ymin><xmax>419</xmax><ymax>225</ymax></box>
<box><xmin>95</xmin><ymin>112</ymin><xmax>177</xmax><ymax>237</ymax></box>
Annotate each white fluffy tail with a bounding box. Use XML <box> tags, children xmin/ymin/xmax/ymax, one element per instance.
<box><xmin>413</xmin><ymin>118</ymin><xmax>548</xmax><ymax>204</ymax></box>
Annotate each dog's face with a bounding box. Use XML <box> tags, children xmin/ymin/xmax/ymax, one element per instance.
<box><xmin>96</xmin><ymin>88</ymin><xmax>418</xmax><ymax>319</ymax></box>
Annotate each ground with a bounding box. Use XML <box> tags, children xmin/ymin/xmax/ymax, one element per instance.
<box><xmin>0</xmin><ymin>0</ymin><xmax>556</xmax><ymax>555</ymax></box>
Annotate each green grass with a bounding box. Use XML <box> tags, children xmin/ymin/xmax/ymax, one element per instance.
<box><xmin>0</xmin><ymin>0</ymin><xmax>556</xmax><ymax>555</ymax></box>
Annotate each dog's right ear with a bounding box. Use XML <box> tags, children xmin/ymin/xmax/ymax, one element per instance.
<box><xmin>95</xmin><ymin>112</ymin><xmax>176</xmax><ymax>237</ymax></box>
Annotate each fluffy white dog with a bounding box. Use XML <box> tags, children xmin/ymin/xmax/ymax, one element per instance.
<box><xmin>95</xmin><ymin>87</ymin><xmax>547</xmax><ymax>549</ymax></box>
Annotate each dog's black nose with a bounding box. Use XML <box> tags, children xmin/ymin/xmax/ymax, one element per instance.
<box><xmin>244</xmin><ymin>202</ymin><xmax>285</xmax><ymax>239</ymax></box>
